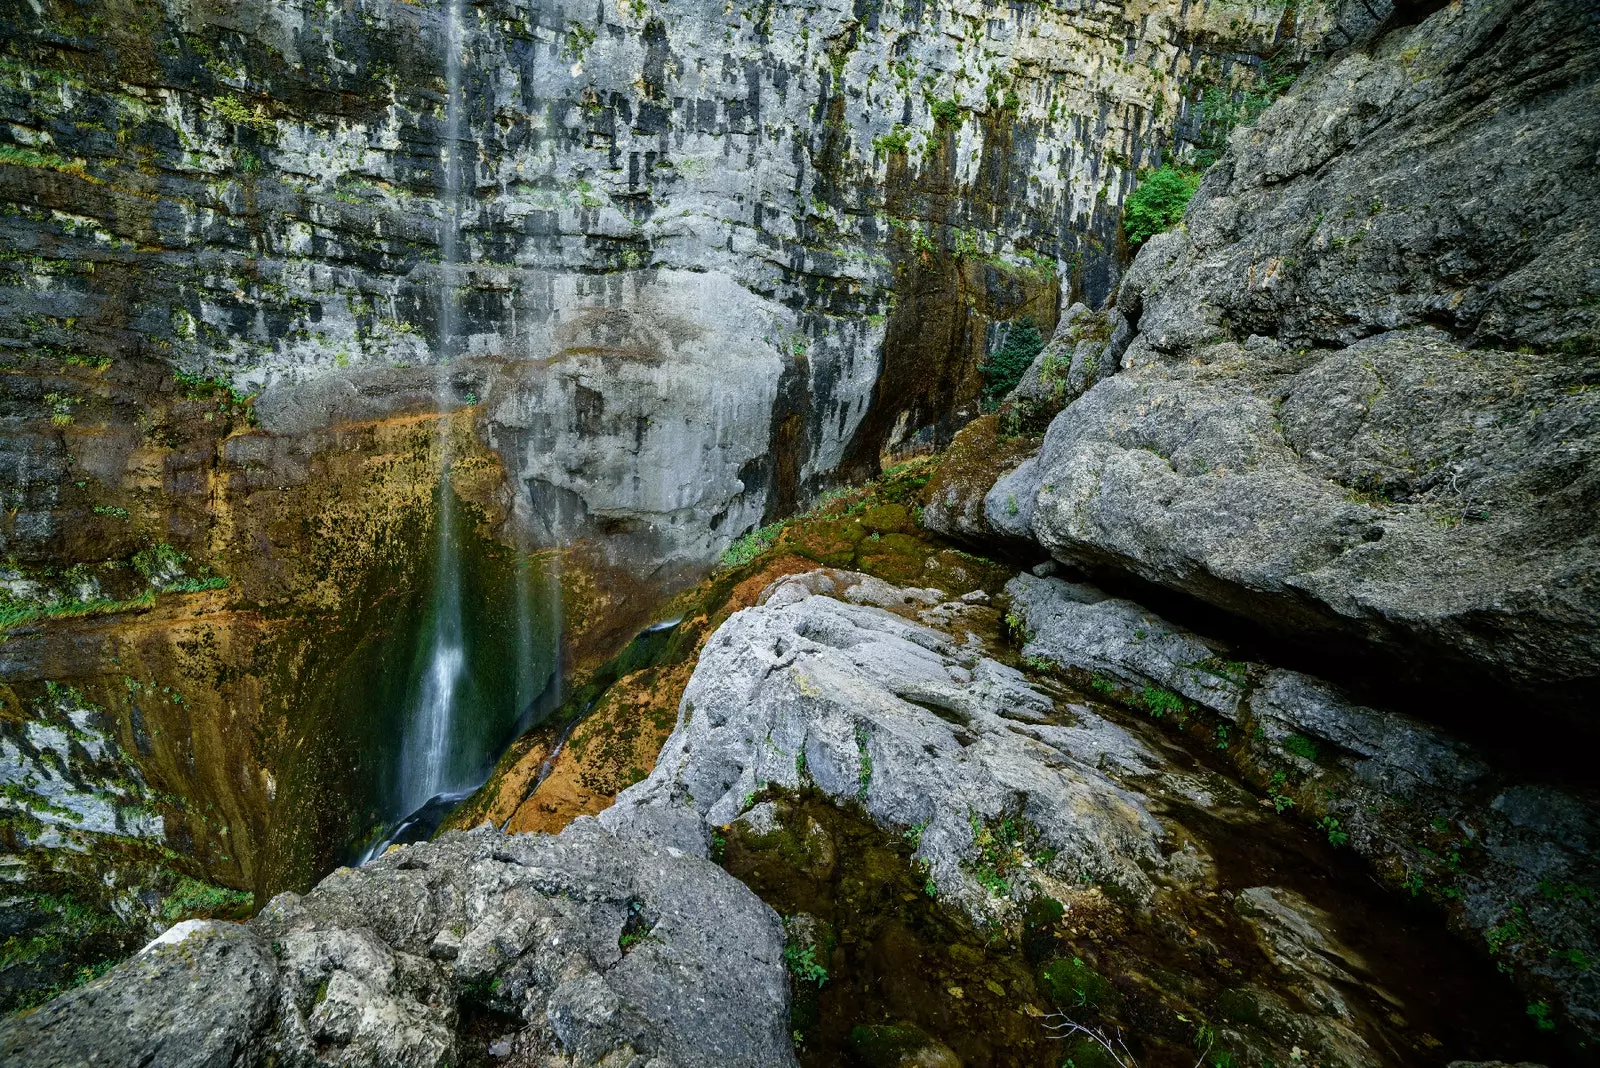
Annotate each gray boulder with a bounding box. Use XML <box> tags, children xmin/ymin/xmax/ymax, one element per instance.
<box><xmin>607</xmin><ymin>570</ymin><xmax>1173</xmax><ymax>921</ymax></box>
<box><xmin>0</xmin><ymin>921</ymin><xmax>278</xmax><ymax>1068</ymax></box>
<box><xmin>993</xmin><ymin>0</ymin><xmax>1600</xmax><ymax>717</ymax></box>
<box><xmin>0</xmin><ymin>820</ymin><xmax>796</xmax><ymax>1068</ymax></box>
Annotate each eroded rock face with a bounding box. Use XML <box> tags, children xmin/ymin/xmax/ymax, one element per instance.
<box><xmin>0</xmin><ymin>0</ymin><xmax>1354</xmax><ymax>584</ymax></box>
<box><xmin>990</xmin><ymin>0</ymin><xmax>1600</xmax><ymax>716</ymax></box>
<box><xmin>0</xmin><ymin>819</ymin><xmax>796</xmax><ymax>1068</ymax></box>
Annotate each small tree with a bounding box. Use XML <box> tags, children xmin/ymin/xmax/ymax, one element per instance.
<box><xmin>981</xmin><ymin>317</ymin><xmax>1045</xmax><ymax>408</ymax></box>
<box><xmin>1122</xmin><ymin>166</ymin><xmax>1201</xmax><ymax>246</ymax></box>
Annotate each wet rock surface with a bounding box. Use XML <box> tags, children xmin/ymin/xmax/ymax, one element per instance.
<box><xmin>990</xmin><ymin>0</ymin><xmax>1600</xmax><ymax>717</ymax></box>
<box><xmin>0</xmin><ymin>819</ymin><xmax>795</xmax><ymax>1068</ymax></box>
<box><xmin>1008</xmin><ymin>570</ymin><xmax>1600</xmax><ymax>1045</ymax></box>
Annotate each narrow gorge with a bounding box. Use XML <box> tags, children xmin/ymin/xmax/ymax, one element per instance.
<box><xmin>0</xmin><ymin>0</ymin><xmax>1595</xmax><ymax>1065</ymax></box>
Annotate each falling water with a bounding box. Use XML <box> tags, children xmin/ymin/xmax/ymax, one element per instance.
<box><xmin>398</xmin><ymin>0</ymin><xmax>468</xmax><ymax>817</ymax></box>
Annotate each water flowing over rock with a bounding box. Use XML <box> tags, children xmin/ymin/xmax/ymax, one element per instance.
<box><xmin>988</xmin><ymin>0</ymin><xmax>1600</xmax><ymax>717</ymax></box>
<box><xmin>0</xmin><ymin>819</ymin><xmax>796</xmax><ymax>1068</ymax></box>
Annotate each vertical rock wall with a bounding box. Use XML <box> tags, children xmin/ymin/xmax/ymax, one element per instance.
<box><xmin>2</xmin><ymin>0</ymin><xmax>1348</xmax><ymax>577</ymax></box>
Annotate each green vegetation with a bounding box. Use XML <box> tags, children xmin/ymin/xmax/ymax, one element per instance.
<box><xmin>872</xmin><ymin>126</ymin><xmax>912</xmax><ymax>155</ymax></box>
<box><xmin>0</xmin><ymin>142</ymin><xmax>87</xmax><ymax>177</ymax></box>
<box><xmin>1486</xmin><ymin>908</ymin><xmax>1525</xmax><ymax>956</ymax></box>
<box><xmin>1040</xmin><ymin>955</ymin><xmax>1115</xmax><ymax>1010</ymax></box>
<box><xmin>1527</xmin><ymin>1000</ymin><xmax>1556</xmax><ymax>1031</ymax></box>
<box><xmin>929</xmin><ymin>96</ymin><xmax>962</xmax><ymax>126</ymax></box>
<box><xmin>173</xmin><ymin>368</ymin><xmax>252</xmax><ymax>408</ymax></box>
<box><xmin>980</xmin><ymin>317</ymin><xmax>1044</xmax><ymax>408</ymax></box>
<box><xmin>0</xmin><ymin>588</ymin><xmax>157</xmax><ymax>633</ymax></box>
<box><xmin>1282</xmin><ymin>733</ymin><xmax>1320</xmax><ymax>761</ymax></box>
<box><xmin>43</xmin><ymin>391</ymin><xmax>76</xmax><ymax>425</ymax></box>
<box><xmin>132</xmin><ymin>542</ymin><xmax>186</xmax><ymax>583</ymax></box>
<box><xmin>1136</xmin><ymin>685</ymin><xmax>1188</xmax><ymax>719</ymax></box>
<box><xmin>784</xmin><ymin>939</ymin><xmax>829</xmax><ymax>986</ymax></box>
<box><xmin>562</xmin><ymin>20</ymin><xmax>597</xmax><ymax>62</ymax></box>
<box><xmin>158</xmin><ymin>876</ymin><xmax>252</xmax><ymax>923</ymax></box>
<box><xmin>719</xmin><ymin>522</ymin><xmax>786</xmax><ymax>567</ymax></box>
<box><xmin>967</xmin><ymin>811</ymin><xmax>1044</xmax><ymax>897</ymax></box>
<box><xmin>1122</xmin><ymin>166</ymin><xmax>1201</xmax><ymax>246</ymax></box>
<box><xmin>1319</xmin><ymin>816</ymin><xmax>1349</xmax><ymax>847</ymax></box>
<box><xmin>210</xmin><ymin>93</ymin><xmax>277</xmax><ymax>136</ymax></box>
<box><xmin>1195</xmin><ymin>56</ymin><xmax>1301</xmax><ymax>167</ymax></box>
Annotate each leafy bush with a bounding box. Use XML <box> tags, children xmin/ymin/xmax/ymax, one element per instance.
<box><xmin>872</xmin><ymin>126</ymin><xmax>912</xmax><ymax>155</ymax></box>
<box><xmin>981</xmin><ymin>317</ymin><xmax>1044</xmax><ymax>407</ymax></box>
<box><xmin>929</xmin><ymin>96</ymin><xmax>962</xmax><ymax>126</ymax></box>
<box><xmin>1123</xmin><ymin>166</ymin><xmax>1201</xmax><ymax>246</ymax></box>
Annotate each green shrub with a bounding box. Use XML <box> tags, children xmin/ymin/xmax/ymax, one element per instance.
<box><xmin>929</xmin><ymin>96</ymin><xmax>962</xmax><ymax>126</ymax></box>
<box><xmin>980</xmin><ymin>317</ymin><xmax>1044</xmax><ymax>407</ymax></box>
<box><xmin>872</xmin><ymin>126</ymin><xmax>912</xmax><ymax>155</ymax></box>
<box><xmin>1040</xmin><ymin>956</ymin><xmax>1116</xmax><ymax>1010</ymax></box>
<box><xmin>1122</xmin><ymin>166</ymin><xmax>1201</xmax><ymax>246</ymax></box>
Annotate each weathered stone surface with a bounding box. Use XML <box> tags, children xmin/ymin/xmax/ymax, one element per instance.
<box><xmin>991</xmin><ymin>0</ymin><xmax>1600</xmax><ymax>716</ymax></box>
<box><xmin>0</xmin><ymin>920</ymin><xmax>278</xmax><ymax>1068</ymax></box>
<box><xmin>0</xmin><ymin>0</ymin><xmax>1344</xmax><ymax>586</ymax></box>
<box><xmin>607</xmin><ymin>570</ymin><xmax>1172</xmax><ymax>921</ymax></box>
<box><xmin>1006</xmin><ymin>571</ymin><xmax>1244</xmax><ymax>714</ymax></box>
<box><xmin>1007</xmin><ymin>570</ymin><xmax>1600</xmax><ymax>1041</ymax></box>
<box><xmin>0</xmin><ymin>819</ymin><xmax>796</xmax><ymax>1068</ymax></box>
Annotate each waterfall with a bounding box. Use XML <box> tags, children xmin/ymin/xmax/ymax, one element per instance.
<box><xmin>398</xmin><ymin>0</ymin><xmax>468</xmax><ymax>817</ymax></box>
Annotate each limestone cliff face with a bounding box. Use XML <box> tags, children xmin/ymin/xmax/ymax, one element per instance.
<box><xmin>1</xmin><ymin>0</ymin><xmax>1347</xmax><ymax>580</ymax></box>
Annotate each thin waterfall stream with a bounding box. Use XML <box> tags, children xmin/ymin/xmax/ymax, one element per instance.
<box><xmin>405</xmin><ymin>0</ymin><xmax>469</xmax><ymax>817</ymax></box>
<box><xmin>362</xmin><ymin>0</ymin><xmax>484</xmax><ymax>862</ymax></box>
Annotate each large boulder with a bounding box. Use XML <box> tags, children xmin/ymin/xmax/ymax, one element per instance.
<box><xmin>0</xmin><ymin>820</ymin><xmax>796</xmax><ymax>1068</ymax></box>
<box><xmin>991</xmin><ymin>0</ymin><xmax>1600</xmax><ymax>718</ymax></box>
<box><xmin>606</xmin><ymin>570</ymin><xmax>1175</xmax><ymax>921</ymax></box>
